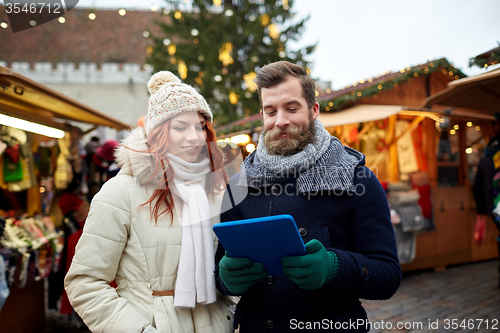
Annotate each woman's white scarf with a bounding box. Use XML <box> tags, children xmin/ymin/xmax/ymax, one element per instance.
<box><xmin>166</xmin><ymin>153</ymin><xmax>216</xmax><ymax>308</ymax></box>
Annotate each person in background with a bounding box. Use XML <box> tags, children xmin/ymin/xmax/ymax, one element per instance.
<box><xmin>215</xmin><ymin>61</ymin><xmax>401</xmax><ymax>332</ymax></box>
<box><xmin>473</xmin><ymin>113</ymin><xmax>500</xmax><ymax>288</ymax></box>
<box><xmin>87</xmin><ymin>139</ymin><xmax>120</xmax><ymax>201</ymax></box>
<box><xmin>83</xmin><ymin>136</ymin><xmax>100</xmax><ymax>173</ymax></box>
<box><xmin>65</xmin><ymin>71</ymin><xmax>234</xmax><ymax>333</ymax></box>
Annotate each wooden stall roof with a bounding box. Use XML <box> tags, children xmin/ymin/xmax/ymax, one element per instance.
<box><xmin>0</xmin><ymin>66</ymin><xmax>131</xmax><ymax>130</ymax></box>
<box><xmin>421</xmin><ymin>68</ymin><xmax>500</xmax><ymax>114</ymax></box>
<box><xmin>318</xmin><ymin>105</ymin><xmax>403</xmax><ymax>127</ymax></box>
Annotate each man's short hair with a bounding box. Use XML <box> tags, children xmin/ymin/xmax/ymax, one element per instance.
<box><xmin>255</xmin><ymin>61</ymin><xmax>316</xmax><ymax>109</ymax></box>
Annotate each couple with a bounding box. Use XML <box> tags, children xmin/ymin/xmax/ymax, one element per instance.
<box><xmin>64</xmin><ymin>61</ymin><xmax>401</xmax><ymax>333</ymax></box>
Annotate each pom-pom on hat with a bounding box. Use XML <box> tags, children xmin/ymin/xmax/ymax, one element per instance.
<box><xmin>146</xmin><ymin>71</ymin><xmax>213</xmax><ymax>134</ymax></box>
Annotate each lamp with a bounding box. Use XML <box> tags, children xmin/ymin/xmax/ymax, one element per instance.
<box><xmin>230</xmin><ymin>134</ymin><xmax>251</xmax><ymax>145</ymax></box>
<box><xmin>0</xmin><ymin>114</ymin><xmax>65</xmax><ymax>138</ymax></box>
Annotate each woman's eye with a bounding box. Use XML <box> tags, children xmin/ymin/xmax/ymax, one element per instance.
<box><xmin>174</xmin><ymin>127</ymin><xmax>185</xmax><ymax>131</ymax></box>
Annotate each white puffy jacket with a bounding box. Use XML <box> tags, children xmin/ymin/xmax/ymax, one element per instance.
<box><xmin>64</xmin><ymin>127</ymin><xmax>235</xmax><ymax>333</ymax></box>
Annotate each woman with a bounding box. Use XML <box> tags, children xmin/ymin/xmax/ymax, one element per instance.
<box><xmin>64</xmin><ymin>71</ymin><xmax>234</xmax><ymax>333</ymax></box>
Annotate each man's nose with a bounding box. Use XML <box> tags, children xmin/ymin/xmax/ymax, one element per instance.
<box><xmin>274</xmin><ymin>110</ymin><xmax>289</xmax><ymax>128</ymax></box>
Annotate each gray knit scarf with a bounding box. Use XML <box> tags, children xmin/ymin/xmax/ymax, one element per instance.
<box><xmin>257</xmin><ymin>119</ymin><xmax>331</xmax><ymax>175</ymax></box>
<box><xmin>238</xmin><ymin>119</ymin><xmax>364</xmax><ymax>193</ymax></box>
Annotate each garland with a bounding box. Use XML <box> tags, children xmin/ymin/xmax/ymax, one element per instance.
<box><xmin>318</xmin><ymin>58</ymin><xmax>467</xmax><ymax>112</ymax></box>
<box><xmin>468</xmin><ymin>46</ymin><xmax>500</xmax><ymax>69</ymax></box>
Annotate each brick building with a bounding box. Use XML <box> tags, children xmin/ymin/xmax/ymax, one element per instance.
<box><xmin>0</xmin><ymin>6</ymin><xmax>167</xmax><ymax>139</ymax></box>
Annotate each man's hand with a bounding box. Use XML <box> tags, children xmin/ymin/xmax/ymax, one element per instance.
<box><xmin>281</xmin><ymin>239</ymin><xmax>340</xmax><ymax>290</ymax></box>
<box><xmin>219</xmin><ymin>254</ymin><xmax>268</xmax><ymax>295</ymax></box>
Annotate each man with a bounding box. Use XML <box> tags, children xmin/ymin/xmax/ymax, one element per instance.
<box><xmin>215</xmin><ymin>61</ymin><xmax>401</xmax><ymax>332</ymax></box>
<box><xmin>473</xmin><ymin>113</ymin><xmax>500</xmax><ymax>287</ymax></box>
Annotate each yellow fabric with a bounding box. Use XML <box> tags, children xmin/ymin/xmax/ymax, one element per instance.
<box><xmin>493</xmin><ymin>151</ymin><xmax>500</xmax><ymax>170</ymax></box>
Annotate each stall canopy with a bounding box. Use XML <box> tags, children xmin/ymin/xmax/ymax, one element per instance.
<box><xmin>318</xmin><ymin>105</ymin><xmax>403</xmax><ymax>127</ymax></box>
<box><xmin>0</xmin><ymin>65</ymin><xmax>131</xmax><ymax>131</ymax></box>
<box><xmin>421</xmin><ymin>68</ymin><xmax>500</xmax><ymax>114</ymax></box>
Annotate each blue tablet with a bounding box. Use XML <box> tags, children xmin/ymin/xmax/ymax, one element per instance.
<box><xmin>213</xmin><ymin>214</ymin><xmax>307</xmax><ymax>275</ymax></box>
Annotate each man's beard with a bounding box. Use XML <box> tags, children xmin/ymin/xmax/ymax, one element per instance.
<box><xmin>263</xmin><ymin>116</ymin><xmax>316</xmax><ymax>156</ymax></box>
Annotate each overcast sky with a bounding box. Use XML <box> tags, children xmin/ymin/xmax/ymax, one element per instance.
<box><xmin>74</xmin><ymin>0</ymin><xmax>500</xmax><ymax>89</ymax></box>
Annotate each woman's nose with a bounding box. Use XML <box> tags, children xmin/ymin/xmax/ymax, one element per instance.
<box><xmin>186</xmin><ymin>127</ymin><xmax>200</xmax><ymax>142</ymax></box>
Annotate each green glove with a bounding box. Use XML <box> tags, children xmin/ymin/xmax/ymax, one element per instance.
<box><xmin>219</xmin><ymin>253</ymin><xmax>268</xmax><ymax>295</ymax></box>
<box><xmin>281</xmin><ymin>239</ymin><xmax>340</xmax><ymax>290</ymax></box>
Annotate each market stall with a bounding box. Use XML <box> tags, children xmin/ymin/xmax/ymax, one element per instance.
<box><xmin>0</xmin><ymin>65</ymin><xmax>130</xmax><ymax>333</ymax></box>
<box><xmin>317</xmin><ymin>60</ymin><xmax>499</xmax><ymax>272</ymax></box>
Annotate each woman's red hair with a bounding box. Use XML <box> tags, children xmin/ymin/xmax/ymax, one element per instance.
<box><xmin>139</xmin><ymin>114</ymin><xmax>228</xmax><ymax>224</ymax></box>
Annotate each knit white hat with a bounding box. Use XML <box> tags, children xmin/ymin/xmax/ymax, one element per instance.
<box><xmin>146</xmin><ymin>71</ymin><xmax>213</xmax><ymax>134</ymax></box>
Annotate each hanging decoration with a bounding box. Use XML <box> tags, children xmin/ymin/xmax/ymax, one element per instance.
<box><xmin>268</xmin><ymin>23</ymin><xmax>280</xmax><ymax>39</ymax></box>
<box><xmin>243</xmin><ymin>72</ymin><xmax>257</xmax><ymax>92</ymax></box>
<box><xmin>260</xmin><ymin>14</ymin><xmax>270</xmax><ymax>26</ymax></box>
<box><xmin>167</xmin><ymin>44</ymin><xmax>176</xmax><ymax>56</ymax></box>
<box><xmin>229</xmin><ymin>91</ymin><xmax>239</xmax><ymax>105</ymax></box>
<box><xmin>177</xmin><ymin>61</ymin><xmax>187</xmax><ymax>79</ymax></box>
<box><xmin>218</xmin><ymin>42</ymin><xmax>234</xmax><ymax>66</ymax></box>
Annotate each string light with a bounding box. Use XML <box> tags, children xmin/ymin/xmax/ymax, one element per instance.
<box><xmin>467</xmin><ymin>122</ymin><xmax>473</xmax><ymax>127</ymax></box>
<box><xmin>118</xmin><ymin>9</ymin><xmax>126</xmax><ymax>16</ymax></box>
<box><xmin>88</xmin><ymin>13</ymin><xmax>96</xmax><ymax>20</ymax></box>
<box><xmin>151</xmin><ymin>5</ymin><xmax>158</xmax><ymax>11</ymax></box>
<box><xmin>1</xmin><ymin>21</ymin><xmax>8</xmax><ymax>29</ymax></box>
<box><xmin>465</xmin><ymin>148</ymin><xmax>473</xmax><ymax>154</ymax></box>
<box><xmin>58</xmin><ymin>17</ymin><xmax>65</xmax><ymax>23</ymax></box>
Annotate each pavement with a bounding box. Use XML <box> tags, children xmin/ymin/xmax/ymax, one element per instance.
<box><xmin>39</xmin><ymin>259</ymin><xmax>500</xmax><ymax>333</ymax></box>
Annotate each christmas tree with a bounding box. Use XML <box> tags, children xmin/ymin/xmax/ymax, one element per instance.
<box><xmin>146</xmin><ymin>0</ymin><xmax>315</xmax><ymax>126</ymax></box>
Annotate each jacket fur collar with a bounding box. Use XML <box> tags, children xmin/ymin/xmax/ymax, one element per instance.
<box><xmin>114</xmin><ymin>127</ymin><xmax>162</xmax><ymax>187</ymax></box>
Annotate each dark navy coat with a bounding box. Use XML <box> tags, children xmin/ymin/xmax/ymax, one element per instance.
<box><xmin>215</xmin><ymin>163</ymin><xmax>402</xmax><ymax>332</ymax></box>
